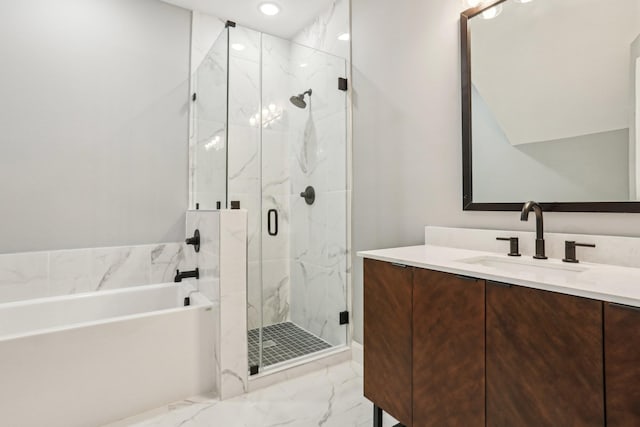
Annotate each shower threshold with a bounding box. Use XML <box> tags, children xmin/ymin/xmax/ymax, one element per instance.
<box><xmin>248</xmin><ymin>322</ymin><xmax>332</xmax><ymax>368</ymax></box>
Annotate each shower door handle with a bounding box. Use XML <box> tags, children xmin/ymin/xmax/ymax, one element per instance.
<box><xmin>267</xmin><ymin>209</ymin><xmax>278</xmax><ymax>236</ymax></box>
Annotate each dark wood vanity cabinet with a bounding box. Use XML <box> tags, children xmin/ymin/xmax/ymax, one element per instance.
<box><xmin>412</xmin><ymin>269</ymin><xmax>485</xmax><ymax>427</ymax></box>
<box><xmin>486</xmin><ymin>282</ymin><xmax>604</xmax><ymax>427</ymax></box>
<box><xmin>364</xmin><ymin>259</ymin><xmax>485</xmax><ymax>427</ymax></box>
<box><xmin>363</xmin><ymin>259</ymin><xmax>640</xmax><ymax>427</ymax></box>
<box><xmin>605</xmin><ymin>303</ymin><xmax>640</xmax><ymax>426</ymax></box>
<box><xmin>363</xmin><ymin>259</ymin><xmax>413</xmax><ymax>426</ymax></box>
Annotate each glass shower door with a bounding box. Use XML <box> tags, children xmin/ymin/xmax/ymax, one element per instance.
<box><xmin>257</xmin><ymin>34</ymin><xmax>349</xmax><ymax>369</ymax></box>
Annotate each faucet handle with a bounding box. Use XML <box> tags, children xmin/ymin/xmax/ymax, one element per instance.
<box><xmin>563</xmin><ymin>241</ymin><xmax>596</xmax><ymax>263</ymax></box>
<box><xmin>496</xmin><ymin>237</ymin><xmax>521</xmax><ymax>257</ymax></box>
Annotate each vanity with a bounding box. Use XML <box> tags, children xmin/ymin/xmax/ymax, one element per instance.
<box><xmin>360</xmin><ymin>0</ymin><xmax>640</xmax><ymax>424</ymax></box>
<box><xmin>359</xmin><ymin>228</ymin><xmax>640</xmax><ymax>427</ymax></box>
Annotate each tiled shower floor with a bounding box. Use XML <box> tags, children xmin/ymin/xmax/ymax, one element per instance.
<box><xmin>247</xmin><ymin>322</ymin><xmax>332</xmax><ymax>368</ymax></box>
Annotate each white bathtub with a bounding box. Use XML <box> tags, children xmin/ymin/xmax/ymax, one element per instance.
<box><xmin>0</xmin><ymin>283</ymin><xmax>217</xmax><ymax>427</ymax></box>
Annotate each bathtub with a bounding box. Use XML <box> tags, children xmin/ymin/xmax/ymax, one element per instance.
<box><xmin>0</xmin><ymin>283</ymin><xmax>217</xmax><ymax>427</ymax></box>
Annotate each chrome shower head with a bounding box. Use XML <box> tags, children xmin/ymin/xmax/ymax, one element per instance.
<box><xmin>290</xmin><ymin>89</ymin><xmax>312</xmax><ymax>109</ymax></box>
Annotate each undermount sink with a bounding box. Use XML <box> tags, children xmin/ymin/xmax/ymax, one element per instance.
<box><xmin>457</xmin><ymin>255</ymin><xmax>589</xmax><ymax>279</ymax></box>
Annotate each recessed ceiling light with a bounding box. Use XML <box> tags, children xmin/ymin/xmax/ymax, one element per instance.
<box><xmin>514</xmin><ymin>0</ymin><xmax>533</xmax><ymax>3</ymax></box>
<box><xmin>300</xmin><ymin>63</ymin><xmax>308</xmax><ymax>68</ymax></box>
<box><xmin>338</xmin><ymin>33</ymin><xmax>350</xmax><ymax>41</ymax></box>
<box><xmin>481</xmin><ymin>4</ymin><xmax>503</xmax><ymax>19</ymax></box>
<box><xmin>466</xmin><ymin>0</ymin><xmax>483</xmax><ymax>6</ymax></box>
<box><xmin>231</xmin><ymin>43</ymin><xmax>246</xmax><ymax>51</ymax></box>
<box><xmin>259</xmin><ymin>3</ymin><xmax>280</xmax><ymax>16</ymax></box>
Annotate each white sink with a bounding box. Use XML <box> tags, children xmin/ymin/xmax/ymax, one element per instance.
<box><xmin>456</xmin><ymin>255</ymin><xmax>588</xmax><ymax>280</ymax></box>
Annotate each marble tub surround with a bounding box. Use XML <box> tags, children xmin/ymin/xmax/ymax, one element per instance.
<box><xmin>186</xmin><ymin>210</ymin><xmax>220</xmax><ymax>302</ymax></box>
<box><xmin>104</xmin><ymin>361</ymin><xmax>400</xmax><ymax>427</ymax></box>
<box><xmin>358</xmin><ymin>242</ymin><xmax>640</xmax><ymax>309</ymax></box>
<box><xmin>219</xmin><ymin>209</ymin><xmax>249</xmax><ymax>399</ymax></box>
<box><xmin>0</xmin><ymin>242</ymin><xmax>197</xmax><ymax>304</ymax></box>
<box><xmin>185</xmin><ymin>209</ymin><xmax>249</xmax><ymax>400</ymax></box>
<box><xmin>426</xmin><ymin>226</ymin><xmax>640</xmax><ymax>269</ymax></box>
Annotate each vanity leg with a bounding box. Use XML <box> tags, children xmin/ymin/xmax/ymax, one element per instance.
<box><xmin>373</xmin><ymin>404</ymin><xmax>383</xmax><ymax>427</ymax></box>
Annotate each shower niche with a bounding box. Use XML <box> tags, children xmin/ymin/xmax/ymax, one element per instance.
<box><xmin>191</xmin><ymin>22</ymin><xmax>350</xmax><ymax>374</ymax></box>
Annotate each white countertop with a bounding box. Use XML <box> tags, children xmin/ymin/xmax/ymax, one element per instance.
<box><xmin>358</xmin><ymin>245</ymin><xmax>640</xmax><ymax>308</ymax></box>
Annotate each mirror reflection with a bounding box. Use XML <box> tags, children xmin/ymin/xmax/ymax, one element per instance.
<box><xmin>469</xmin><ymin>0</ymin><xmax>640</xmax><ymax>203</ymax></box>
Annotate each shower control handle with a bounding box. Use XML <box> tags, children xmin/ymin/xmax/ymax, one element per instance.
<box><xmin>300</xmin><ymin>186</ymin><xmax>316</xmax><ymax>205</ymax></box>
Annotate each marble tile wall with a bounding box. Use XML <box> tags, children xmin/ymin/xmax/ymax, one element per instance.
<box><xmin>292</xmin><ymin>0</ymin><xmax>351</xmax><ymax>61</ymax></box>
<box><xmin>426</xmin><ymin>225</ymin><xmax>640</xmax><ymax>269</ymax></box>
<box><xmin>186</xmin><ymin>210</ymin><xmax>220</xmax><ymax>304</ymax></box>
<box><xmin>218</xmin><ymin>210</ymin><xmax>249</xmax><ymax>399</ymax></box>
<box><xmin>0</xmin><ymin>242</ymin><xmax>198</xmax><ymax>305</ymax></box>
<box><xmin>186</xmin><ymin>209</ymin><xmax>248</xmax><ymax>400</ymax></box>
<box><xmin>287</xmin><ymin>23</ymin><xmax>349</xmax><ymax>347</ymax></box>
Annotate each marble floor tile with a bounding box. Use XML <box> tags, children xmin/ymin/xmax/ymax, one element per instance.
<box><xmin>103</xmin><ymin>361</ymin><xmax>399</xmax><ymax>427</ymax></box>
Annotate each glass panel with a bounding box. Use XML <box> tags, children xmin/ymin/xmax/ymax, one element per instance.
<box><xmin>224</xmin><ymin>26</ymin><xmax>264</xmax><ymax>371</ymax></box>
<box><xmin>191</xmin><ymin>29</ymin><xmax>228</xmax><ymax>210</ymax></box>
<box><xmin>259</xmin><ymin>33</ymin><xmax>348</xmax><ymax>370</ymax></box>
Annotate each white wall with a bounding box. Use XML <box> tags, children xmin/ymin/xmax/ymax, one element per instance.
<box><xmin>351</xmin><ymin>0</ymin><xmax>640</xmax><ymax>343</ymax></box>
<box><xmin>632</xmin><ymin>37</ymin><xmax>640</xmax><ymax>199</ymax></box>
<box><xmin>0</xmin><ymin>0</ymin><xmax>191</xmax><ymax>254</ymax></box>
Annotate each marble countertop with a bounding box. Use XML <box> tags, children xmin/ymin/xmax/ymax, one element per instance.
<box><xmin>358</xmin><ymin>245</ymin><xmax>640</xmax><ymax>308</ymax></box>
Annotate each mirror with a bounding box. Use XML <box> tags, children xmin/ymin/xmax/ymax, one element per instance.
<box><xmin>461</xmin><ymin>0</ymin><xmax>640</xmax><ymax>212</ymax></box>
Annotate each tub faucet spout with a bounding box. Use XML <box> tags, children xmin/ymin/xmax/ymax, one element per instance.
<box><xmin>174</xmin><ymin>268</ymin><xmax>199</xmax><ymax>283</ymax></box>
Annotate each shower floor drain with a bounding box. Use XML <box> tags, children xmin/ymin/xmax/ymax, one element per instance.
<box><xmin>248</xmin><ymin>322</ymin><xmax>332</xmax><ymax>368</ymax></box>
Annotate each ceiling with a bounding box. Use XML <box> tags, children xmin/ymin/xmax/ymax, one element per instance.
<box><xmin>160</xmin><ymin>0</ymin><xmax>334</xmax><ymax>39</ymax></box>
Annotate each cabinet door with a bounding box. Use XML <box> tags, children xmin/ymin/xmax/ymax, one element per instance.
<box><xmin>605</xmin><ymin>303</ymin><xmax>640</xmax><ymax>426</ymax></box>
<box><xmin>363</xmin><ymin>259</ymin><xmax>413</xmax><ymax>426</ymax></box>
<box><xmin>412</xmin><ymin>270</ymin><xmax>485</xmax><ymax>427</ymax></box>
<box><xmin>486</xmin><ymin>282</ymin><xmax>604</xmax><ymax>427</ymax></box>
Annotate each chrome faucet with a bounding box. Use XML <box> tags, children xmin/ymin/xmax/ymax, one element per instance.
<box><xmin>520</xmin><ymin>201</ymin><xmax>547</xmax><ymax>259</ymax></box>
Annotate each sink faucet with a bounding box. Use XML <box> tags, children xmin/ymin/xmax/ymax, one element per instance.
<box><xmin>520</xmin><ymin>201</ymin><xmax>547</xmax><ymax>260</ymax></box>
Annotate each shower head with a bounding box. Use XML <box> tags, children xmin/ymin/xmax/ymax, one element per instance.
<box><xmin>290</xmin><ymin>89</ymin><xmax>313</xmax><ymax>109</ymax></box>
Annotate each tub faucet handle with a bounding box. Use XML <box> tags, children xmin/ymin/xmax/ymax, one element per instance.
<box><xmin>185</xmin><ymin>229</ymin><xmax>200</xmax><ymax>253</ymax></box>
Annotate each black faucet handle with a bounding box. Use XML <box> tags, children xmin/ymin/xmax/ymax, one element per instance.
<box><xmin>496</xmin><ymin>237</ymin><xmax>521</xmax><ymax>257</ymax></box>
<box><xmin>185</xmin><ymin>229</ymin><xmax>200</xmax><ymax>253</ymax></box>
<box><xmin>563</xmin><ymin>241</ymin><xmax>596</xmax><ymax>263</ymax></box>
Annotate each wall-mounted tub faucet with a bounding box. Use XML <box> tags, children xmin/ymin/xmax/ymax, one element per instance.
<box><xmin>174</xmin><ymin>268</ymin><xmax>199</xmax><ymax>283</ymax></box>
<box><xmin>520</xmin><ymin>201</ymin><xmax>547</xmax><ymax>259</ymax></box>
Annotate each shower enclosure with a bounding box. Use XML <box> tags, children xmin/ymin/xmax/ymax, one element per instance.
<box><xmin>191</xmin><ymin>23</ymin><xmax>349</xmax><ymax>374</ymax></box>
